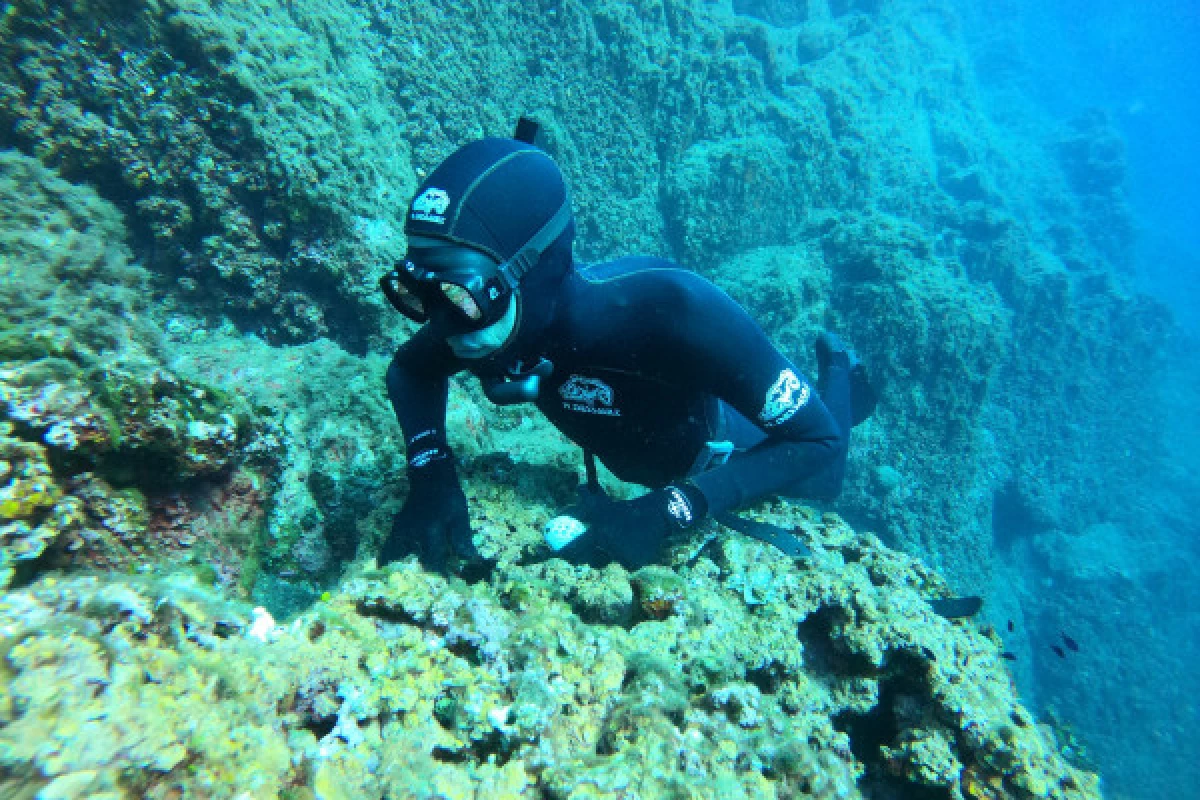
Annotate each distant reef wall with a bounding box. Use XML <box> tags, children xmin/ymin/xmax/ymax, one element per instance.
<box><xmin>0</xmin><ymin>0</ymin><xmax>1171</xmax><ymax>593</ymax></box>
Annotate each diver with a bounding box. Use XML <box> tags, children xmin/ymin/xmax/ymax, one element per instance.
<box><xmin>378</xmin><ymin>120</ymin><xmax>876</xmax><ymax>575</ymax></box>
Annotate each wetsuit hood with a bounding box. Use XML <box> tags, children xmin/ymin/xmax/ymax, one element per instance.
<box><xmin>404</xmin><ymin>137</ymin><xmax>575</xmax><ymax>350</ymax></box>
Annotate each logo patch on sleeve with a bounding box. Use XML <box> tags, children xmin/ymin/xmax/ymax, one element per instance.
<box><xmin>759</xmin><ymin>368</ymin><xmax>811</xmax><ymax>427</ymax></box>
<box><xmin>665</xmin><ymin>486</ymin><xmax>696</xmax><ymax>527</ymax></box>
<box><xmin>410</xmin><ymin>188</ymin><xmax>451</xmax><ymax>224</ymax></box>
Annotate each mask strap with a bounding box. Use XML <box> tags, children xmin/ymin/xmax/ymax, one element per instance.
<box><xmin>496</xmin><ymin>193</ymin><xmax>573</xmax><ymax>291</ymax></box>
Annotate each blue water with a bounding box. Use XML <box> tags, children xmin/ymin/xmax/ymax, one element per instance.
<box><xmin>961</xmin><ymin>0</ymin><xmax>1200</xmax><ymax>330</ymax></box>
<box><xmin>960</xmin><ymin>2</ymin><xmax>1200</xmax><ymax>796</ymax></box>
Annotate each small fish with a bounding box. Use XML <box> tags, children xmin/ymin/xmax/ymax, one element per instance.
<box><xmin>1007</xmin><ymin>619</ymin><xmax>1014</xmax><ymax>632</ymax></box>
<box><xmin>1001</xmin><ymin>651</ymin><xmax>1017</xmax><ymax>661</ymax></box>
<box><xmin>1050</xmin><ymin>644</ymin><xmax>1066</xmax><ymax>659</ymax></box>
<box><xmin>1061</xmin><ymin>632</ymin><xmax>1079</xmax><ymax>652</ymax></box>
<box><xmin>929</xmin><ymin>595</ymin><xmax>983</xmax><ymax>619</ymax></box>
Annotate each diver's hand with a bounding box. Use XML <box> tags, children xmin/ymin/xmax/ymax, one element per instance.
<box><xmin>380</xmin><ymin>457</ymin><xmax>482</xmax><ymax>575</ymax></box>
<box><xmin>548</xmin><ymin>483</ymin><xmax>707</xmax><ymax>570</ymax></box>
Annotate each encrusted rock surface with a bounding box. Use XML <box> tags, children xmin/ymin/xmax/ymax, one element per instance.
<box><xmin>0</xmin><ymin>150</ymin><xmax>268</xmax><ymax>592</ymax></box>
<box><xmin>0</xmin><ymin>0</ymin><xmax>1189</xmax><ymax>795</ymax></box>
<box><xmin>0</xmin><ymin>504</ymin><xmax>1100</xmax><ymax>799</ymax></box>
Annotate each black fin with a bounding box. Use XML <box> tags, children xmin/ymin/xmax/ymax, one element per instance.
<box><xmin>514</xmin><ymin>116</ymin><xmax>543</xmax><ymax>146</ymax></box>
<box><xmin>930</xmin><ymin>595</ymin><xmax>983</xmax><ymax>619</ymax></box>
<box><xmin>849</xmin><ymin>364</ymin><xmax>877</xmax><ymax>427</ymax></box>
<box><xmin>716</xmin><ymin>512</ymin><xmax>811</xmax><ymax>558</ymax></box>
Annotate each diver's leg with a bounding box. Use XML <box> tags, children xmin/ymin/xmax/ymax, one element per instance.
<box><xmin>803</xmin><ymin>344</ymin><xmax>853</xmax><ymax>499</ymax></box>
<box><xmin>815</xmin><ymin>332</ymin><xmax>854</xmax><ymax>441</ymax></box>
<box><xmin>704</xmin><ymin>330</ymin><xmax>872</xmax><ymax>500</ymax></box>
<box><xmin>717</xmin><ymin>401</ymin><xmax>768</xmax><ymax>450</ymax></box>
<box><xmin>781</xmin><ymin>332</ymin><xmax>866</xmax><ymax>499</ymax></box>
<box><xmin>712</xmin><ymin>385</ymin><xmax>846</xmax><ymax>500</ymax></box>
<box><xmin>817</xmin><ymin>331</ymin><xmax>877</xmax><ymax>427</ymax></box>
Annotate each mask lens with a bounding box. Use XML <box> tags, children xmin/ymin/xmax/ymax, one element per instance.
<box><xmin>380</xmin><ymin>270</ymin><xmax>427</xmax><ymax>321</ymax></box>
<box><xmin>439</xmin><ymin>281</ymin><xmax>483</xmax><ymax>321</ymax></box>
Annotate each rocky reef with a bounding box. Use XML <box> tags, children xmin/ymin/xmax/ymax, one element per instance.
<box><xmin>0</xmin><ymin>150</ymin><xmax>271</xmax><ymax>594</ymax></box>
<box><xmin>0</xmin><ymin>503</ymin><xmax>1099</xmax><ymax>799</ymax></box>
<box><xmin>0</xmin><ymin>0</ymin><xmax>1190</xmax><ymax>796</ymax></box>
<box><xmin>3</xmin><ymin>0</ymin><xmax>1169</xmax><ymax>595</ymax></box>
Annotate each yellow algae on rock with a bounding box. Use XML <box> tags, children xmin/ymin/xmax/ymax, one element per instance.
<box><xmin>882</xmin><ymin>727</ymin><xmax>963</xmax><ymax>788</ymax></box>
<box><xmin>0</xmin><ymin>499</ymin><xmax>1102</xmax><ymax>799</ymax></box>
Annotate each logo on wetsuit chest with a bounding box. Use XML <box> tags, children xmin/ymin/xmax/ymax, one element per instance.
<box><xmin>559</xmin><ymin>374</ymin><xmax>621</xmax><ymax>417</ymax></box>
<box><xmin>410</xmin><ymin>188</ymin><xmax>450</xmax><ymax>224</ymax></box>
<box><xmin>759</xmin><ymin>368</ymin><xmax>810</xmax><ymax>427</ymax></box>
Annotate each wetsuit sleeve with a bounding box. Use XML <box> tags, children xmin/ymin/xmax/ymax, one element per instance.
<box><xmin>661</xmin><ymin>275</ymin><xmax>846</xmax><ymax>516</ymax></box>
<box><xmin>384</xmin><ymin>326</ymin><xmax>462</xmax><ymax>465</ymax></box>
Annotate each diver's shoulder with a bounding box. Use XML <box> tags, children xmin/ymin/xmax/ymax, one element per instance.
<box><xmin>577</xmin><ymin>256</ymin><xmax>697</xmax><ymax>285</ymax></box>
<box><xmin>568</xmin><ymin>258</ymin><xmax>722</xmax><ymax>340</ymax></box>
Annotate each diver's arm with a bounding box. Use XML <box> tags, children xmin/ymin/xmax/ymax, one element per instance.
<box><xmin>662</xmin><ymin>275</ymin><xmax>846</xmax><ymax>517</ymax></box>
<box><xmin>384</xmin><ymin>325</ymin><xmax>459</xmax><ymax>465</ymax></box>
<box><xmin>381</xmin><ymin>327</ymin><xmax>481</xmax><ymax>572</ymax></box>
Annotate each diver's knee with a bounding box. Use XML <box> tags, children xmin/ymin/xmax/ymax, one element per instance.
<box><xmin>809</xmin><ymin>434</ymin><xmax>849</xmax><ymax>499</ymax></box>
<box><xmin>781</xmin><ymin>467</ymin><xmax>844</xmax><ymax>502</ymax></box>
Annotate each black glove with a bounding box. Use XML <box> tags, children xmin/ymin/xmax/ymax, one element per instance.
<box><xmin>380</xmin><ymin>455</ymin><xmax>482</xmax><ymax>575</ymax></box>
<box><xmin>553</xmin><ymin>482</ymin><xmax>707</xmax><ymax>570</ymax></box>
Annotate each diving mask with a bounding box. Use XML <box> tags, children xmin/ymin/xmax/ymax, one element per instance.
<box><xmin>379</xmin><ymin>240</ymin><xmax>511</xmax><ymax>334</ymax></box>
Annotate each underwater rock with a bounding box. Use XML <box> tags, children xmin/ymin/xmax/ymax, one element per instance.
<box><xmin>0</xmin><ymin>504</ymin><xmax>1100</xmax><ymax>798</ymax></box>
<box><xmin>1056</xmin><ymin>109</ymin><xmax>1127</xmax><ymax>198</ymax></box>
<box><xmin>0</xmin><ymin>0</ymin><xmax>1178</xmax><ymax>794</ymax></box>
<box><xmin>0</xmin><ymin>422</ymin><xmax>81</xmax><ymax>589</ymax></box>
<box><xmin>0</xmin><ymin>359</ymin><xmax>246</xmax><ymax>482</ymax></box>
<box><xmin>0</xmin><ymin>150</ymin><xmax>271</xmax><ymax>592</ymax></box>
<box><xmin>0</xmin><ymin>0</ymin><xmax>410</xmax><ymax>345</ymax></box>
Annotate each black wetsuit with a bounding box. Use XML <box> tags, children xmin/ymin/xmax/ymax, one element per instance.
<box><xmin>386</xmin><ymin>256</ymin><xmax>852</xmax><ymax>520</ymax></box>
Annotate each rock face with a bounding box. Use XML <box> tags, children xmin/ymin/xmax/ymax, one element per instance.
<box><xmin>0</xmin><ymin>507</ymin><xmax>1101</xmax><ymax>799</ymax></box>
<box><xmin>0</xmin><ymin>0</ymin><xmax>1185</xmax><ymax>796</ymax></box>
<box><xmin>0</xmin><ymin>0</ymin><xmax>1167</xmax><ymax>587</ymax></box>
<box><xmin>0</xmin><ymin>151</ymin><xmax>267</xmax><ymax>593</ymax></box>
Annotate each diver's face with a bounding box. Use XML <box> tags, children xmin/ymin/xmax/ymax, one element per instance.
<box><xmin>400</xmin><ymin>235</ymin><xmax>511</xmax><ymax>336</ymax></box>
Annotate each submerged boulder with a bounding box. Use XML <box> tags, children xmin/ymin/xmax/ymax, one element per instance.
<box><xmin>0</xmin><ymin>503</ymin><xmax>1099</xmax><ymax>799</ymax></box>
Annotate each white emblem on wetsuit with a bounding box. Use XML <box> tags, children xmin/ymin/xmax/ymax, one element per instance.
<box><xmin>409</xmin><ymin>447</ymin><xmax>446</xmax><ymax>468</ymax></box>
<box><xmin>410</xmin><ymin>188</ymin><xmax>450</xmax><ymax>224</ymax></box>
<box><xmin>665</xmin><ymin>487</ymin><xmax>694</xmax><ymax>525</ymax></box>
<box><xmin>759</xmin><ymin>368</ymin><xmax>810</xmax><ymax>427</ymax></box>
<box><xmin>559</xmin><ymin>374</ymin><xmax>621</xmax><ymax>417</ymax></box>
